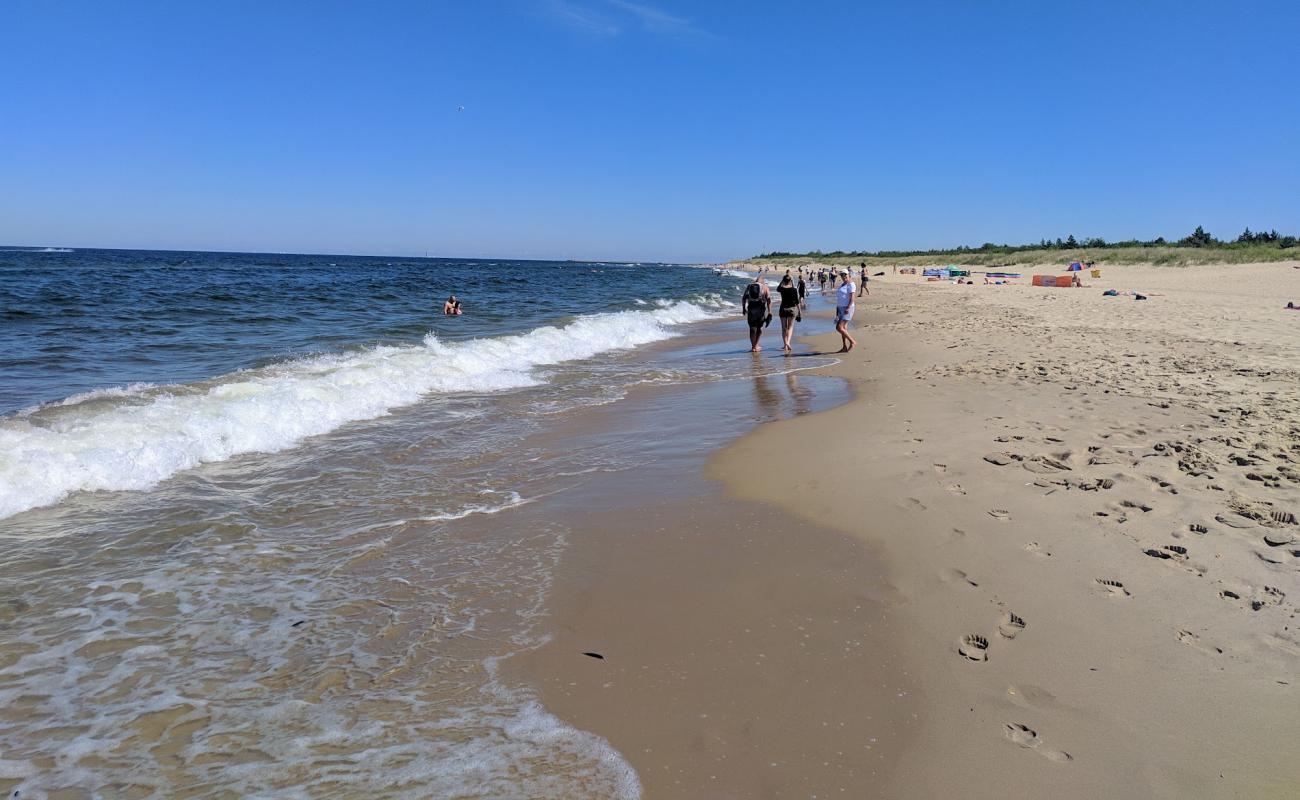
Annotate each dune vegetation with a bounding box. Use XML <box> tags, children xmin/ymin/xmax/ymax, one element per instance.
<box><xmin>747</xmin><ymin>227</ymin><xmax>1299</xmax><ymax>268</ymax></box>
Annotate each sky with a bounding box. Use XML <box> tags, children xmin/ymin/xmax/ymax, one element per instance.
<box><xmin>2</xmin><ymin>0</ymin><xmax>1297</xmax><ymax>262</ymax></box>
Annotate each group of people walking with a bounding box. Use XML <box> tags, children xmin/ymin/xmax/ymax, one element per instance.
<box><xmin>741</xmin><ymin>268</ymin><xmax>858</xmax><ymax>354</ymax></box>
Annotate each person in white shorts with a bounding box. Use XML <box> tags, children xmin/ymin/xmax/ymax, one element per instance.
<box><xmin>834</xmin><ymin>269</ymin><xmax>857</xmax><ymax>353</ymax></box>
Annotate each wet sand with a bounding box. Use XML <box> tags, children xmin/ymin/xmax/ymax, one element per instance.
<box><xmin>502</xmin><ymin>330</ymin><xmax>917</xmax><ymax>798</ymax></box>
<box><xmin>504</xmin><ymin>495</ymin><xmax>913</xmax><ymax>798</ymax></box>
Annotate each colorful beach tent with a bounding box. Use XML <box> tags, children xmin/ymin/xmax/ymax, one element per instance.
<box><xmin>1067</xmin><ymin>262</ymin><xmax>1083</xmax><ymax>271</ymax></box>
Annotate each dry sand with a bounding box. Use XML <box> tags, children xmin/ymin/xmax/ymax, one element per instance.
<box><xmin>712</xmin><ymin>261</ymin><xmax>1300</xmax><ymax>798</ymax></box>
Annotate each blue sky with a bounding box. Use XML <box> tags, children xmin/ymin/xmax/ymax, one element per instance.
<box><xmin>2</xmin><ymin>0</ymin><xmax>1297</xmax><ymax>262</ymax></box>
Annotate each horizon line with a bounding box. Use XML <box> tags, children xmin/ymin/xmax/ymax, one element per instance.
<box><xmin>0</xmin><ymin>244</ymin><xmax>710</xmax><ymax>266</ymax></box>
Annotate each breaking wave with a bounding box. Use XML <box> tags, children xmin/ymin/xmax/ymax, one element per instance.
<box><xmin>0</xmin><ymin>300</ymin><xmax>722</xmax><ymax>520</ymax></box>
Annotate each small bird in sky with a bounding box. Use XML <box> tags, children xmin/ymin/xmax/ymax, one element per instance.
<box><xmin>457</xmin><ymin>105</ymin><xmax>465</xmax><ymax>112</ymax></box>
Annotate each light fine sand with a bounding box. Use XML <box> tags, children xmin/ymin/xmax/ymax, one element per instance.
<box><xmin>711</xmin><ymin>261</ymin><xmax>1300</xmax><ymax>798</ymax></box>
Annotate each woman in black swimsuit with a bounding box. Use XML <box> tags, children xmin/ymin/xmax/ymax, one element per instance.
<box><xmin>776</xmin><ymin>275</ymin><xmax>801</xmax><ymax>352</ymax></box>
<box><xmin>741</xmin><ymin>277</ymin><xmax>771</xmax><ymax>352</ymax></box>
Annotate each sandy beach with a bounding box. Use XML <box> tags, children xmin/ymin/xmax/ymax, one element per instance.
<box><xmin>516</xmin><ymin>261</ymin><xmax>1300</xmax><ymax>798</ymax></box>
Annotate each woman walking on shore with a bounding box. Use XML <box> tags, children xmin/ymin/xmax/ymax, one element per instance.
<box><xmin>741</xmin><ymin>275</ymin><xmax>771</xmax><ymax>352</ymax></box>
<box><xmin>776</xmin><ymin>274</ymin><xmax>801</xmax><ymax>352</ymax></box>
<box><xmin>834</xmin><ymin>269</ymin><xmax>857</xmax><ymax>352</ymax></box>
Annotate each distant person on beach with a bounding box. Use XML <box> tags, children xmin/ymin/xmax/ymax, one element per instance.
<box><xmin>776</xmin><ymin>274</ymin><xmax>801</xmax><ymax>352</ymax></box>
<box><xmin>797</xmin><ymin>273</ymin><xmax>807</xmax><ymax>306</ymax></box>
<box><xmin>741</xmin><ymin>276</ymin><xmax>772</xmax><ymax>352</ymax></box>
<box><xmin>818</xmin><ymin>271</ymin><xmax>826</xmax><ymax>292</ymax></box>
<box><xmin>834</xmin><ymin>270</ymin><xmax>857</xmax><ymax>352</ymax></box>
<box><xmin>443</xmin><ymin>295</ymin><xmax>463</xmax><ymax>315</ymax></box>
<box><xmin>858</xmin><ymin>264</ymin><xmax>870</xmax><ymax>297</ymax></box>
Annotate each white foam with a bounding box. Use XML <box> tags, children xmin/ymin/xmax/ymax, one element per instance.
<box><xmin>418</xmin><ymin>491</ymin><xmax>533</xmax><ymax>521</ymax></box>
<box><xmin>0</xmin><ymin>301</ymin><xmax>721</xmax><ymax>520</ymax></box>
<box><xmin>15</xmin><ymin>382</ymin><xmax>157</xmax><ymax>417</ymax></box>
<box><xmin>0</xmin><ymin>760</ymin><xmax>36</xmax><ymax>779</ymax></box>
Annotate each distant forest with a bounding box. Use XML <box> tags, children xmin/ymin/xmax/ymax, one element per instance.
<box><xmin>756</xmin><ymin>226</ymin><xmax>1299</xmax><ymax>260</ymax></box>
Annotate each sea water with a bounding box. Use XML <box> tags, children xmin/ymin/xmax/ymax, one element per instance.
<box><xmin>0</xmin><ymin>249</ymin><xmax>821</xmax><ymax>797</ymax></box>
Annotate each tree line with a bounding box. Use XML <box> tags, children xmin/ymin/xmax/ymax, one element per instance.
<box><xmin>757</xmin><ymin>226</ymin><xmax>1299</xmax><ymax>259</ymax></box>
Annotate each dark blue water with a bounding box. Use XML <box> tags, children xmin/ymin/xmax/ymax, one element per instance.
<box><xmin>0</xmin><ymin>248</ymin><xmax>730</xmax><ymax>414</ymax></box>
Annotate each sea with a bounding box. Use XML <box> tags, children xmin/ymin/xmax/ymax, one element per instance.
<box><xmin>0</xmin><ymin>248</ymin><xmax>839</xmax><ymax>798</ymax></box>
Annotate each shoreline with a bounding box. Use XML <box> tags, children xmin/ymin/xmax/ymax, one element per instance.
<box><xmin>501</xmin><ymin>305</ymin><xmax>921</xmax><ymax>797</ymax></box>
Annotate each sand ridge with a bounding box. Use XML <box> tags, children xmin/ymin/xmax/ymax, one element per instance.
<box><xmin>710</xmin><ymin>261</ymin><xmax>1300</xmax><ymax>798</ymax></box>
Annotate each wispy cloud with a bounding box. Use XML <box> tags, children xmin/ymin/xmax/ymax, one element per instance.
<box><xmin>546</xmin><ymin>1</ymin><xmax>622</xmax><ymax>37</ymax></box>
<box><xmin>544</xmin><ymin>0</ymin><xmax>711</xmax><ymax>40</ymax></box>
<box><xmin>607</xmin><ymin>0</ymin><xmax>696</xmax><ymax>35</ymax></box>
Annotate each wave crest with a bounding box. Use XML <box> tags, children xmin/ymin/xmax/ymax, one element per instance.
<box><xmin>0</xmin><ymin>301</ymin><xmax>718</xmax><ymax>520</ymax></box>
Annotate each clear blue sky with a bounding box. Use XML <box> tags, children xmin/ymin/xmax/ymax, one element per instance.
<box><xmin>2</xmin><ymin>1</ymin><xmax>1297</xmax><ymax>262</ymax></box>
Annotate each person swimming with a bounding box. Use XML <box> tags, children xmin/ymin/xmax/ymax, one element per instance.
<box><xmin>443</xmin><ymin>295</ymin><xmax>463</xmax><ymax>315</ymax></box>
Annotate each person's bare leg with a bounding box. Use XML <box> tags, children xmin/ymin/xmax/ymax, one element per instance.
<box><xmin>750</xmin><ymin>326</ymin><xmax>762</xmax><ymax>352</ymax></box>
<box><xmin>780</xmin><ymin>315</ymin><xmax>793</xmax><ymax>351</ymax></box>
<box><xmin>836</xmin><ymin>320</ymin><xmax>857</xmax><ymax>353</ymax></box>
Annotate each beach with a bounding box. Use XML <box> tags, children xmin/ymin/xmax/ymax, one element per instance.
<box><xmin>2</xmin><ymin>254</ymin><xmax>1298</xmax><ymax>797</ymax></box>
<box><xmin>7</xmin><ymin>1</ymin><xmax>1299</xmax><ymax>795</ymax></box>
<box><xmin>512</xmin><ymin>261</ymin><xmax>1300</xmax><ymax>797</ymax></box>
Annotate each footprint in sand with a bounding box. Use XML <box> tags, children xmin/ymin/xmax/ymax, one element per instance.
<box><xmin>1095</xmin><ymin>579</ymin><xmax>1131</xmax><ymax>598</ymax></box>
<box><xmin>1003</xmin><ymin>723</ymin><xmax>1073</xmax><ymax>762</ymax></box>
<box><xmin>1176</xmin><ymin>628</ymin><xmax>1223</xmax><ymax>654</ymax></box>
<box><xmin>1215</xmin><ymin>513</ymin><xmax>1257</xmax><ymax>530</ymax></box>
<box><xmin>940</xmin><ymin>568</ymin><xmax>979</xmax><ymax>587</ymax></box>
<box><xmin>998</xmin><ymin>612</ymin><xmax>1026</xmax><ymax>639</ymax></box>
<box><xmin>1219</xmin><ymin>589</ymin><xmax>1243</xmax><ymax>604</ymax></box>
<box><xmin>988</xmin><ymin>509</ymin><xmax>1011</xmax><ymax>521</ymax></box>
<box><xmin>905</xmin><ymin>497</ymin><xmax>928</xmax><ymax>512</ymax></box>
<box><xmin>932</xmin><ymin>463</ymin><xmax>948</xmax><ymax>474</ymax></box>
<box><xmin>1263</xmin><ymin>530</ymin><xmax>1296</xmax><ymax>547</ymax></box>
<box><xmin>1249</xmin><ymin>586</ymin><xmax>1286</xmax><ymax>611</ymax></box>
<box><xmin>1024</xmin><ymin>541</ymin><xmax>1052</xmax><ymax>558</ymax></box>
<box><xmin>946</xmin><ymin>483</ymin><xmax>967</xmax><ymax>495</ymax></box>
<box><xmin>1144</xmin><ymin>544</ymin><xmax>1188</xmax><ymax>561</ymax></box>
<box><xmin>958</xmin><ymin>634</ymin><xmax>989</xmax><ymax>662</ymax></box>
